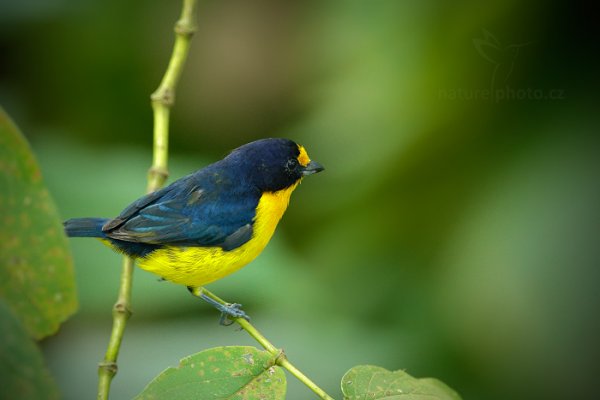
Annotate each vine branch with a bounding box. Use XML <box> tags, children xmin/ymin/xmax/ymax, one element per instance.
<box><xmin>97</xmin><ymin>257</ymin><xmax>134</xmax><ymax>400</ymax></box>
<box><xmin>97</xmin><ymin>1</ymin><xmax>197</xmax><ymax>399</ymax></box>
<box><xmin>200</xmin><ymin>288</ymin><xmax>335</xmax><ymax>400</ymax></box>
<box><xmin>96</xmin><ymin>1</ymin><xmax>331</xmax><ymax>399</ymax></box>
<box><xmin>148</xmin><ymin>0</ymin><xmax>198</xmax><ymax>192</ymax></box>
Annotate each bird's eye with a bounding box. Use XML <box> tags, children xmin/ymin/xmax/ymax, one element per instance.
<box><xmin>286</xmin><ymin>158</ymin><xmax>299</xmax><ymax>170</ymax></box>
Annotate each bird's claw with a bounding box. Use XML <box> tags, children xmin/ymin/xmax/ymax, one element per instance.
<box><xmin>196</xmin><ymin>292</ymin><xmax>250</xmax><ymax>325</ymax></box>
<box><xmin>218</xmin><ymin>303</ymin><xmax>250</xmax><ymax>326</ymax></box>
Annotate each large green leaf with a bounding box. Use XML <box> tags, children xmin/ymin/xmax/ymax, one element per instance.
<box><xmin>0</xmin><ymin>107</ymin><xmax>77</xmax><ymax>339</ymax></box>
<box><xmin>135</xmin><ymin>346</ymin><xmax>286</xmax><ymax>400</ymax></box>
<box><xmin>341</xmin><ymin>365</ymin><xmax>461</xmax><ymax>400</ymax></box>
<box><xmin>0</xmin><ymin>300</ymin><xmax>60</xmax><ymax>400</ymax></box>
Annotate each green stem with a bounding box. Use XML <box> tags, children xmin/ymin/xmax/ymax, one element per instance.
<box><xmin>149</xmin><ymin>0</ymin><xmax>197</xmax><ymax>192</ymax></box>
<box><xmin>97</xmin><ymin>257</ymin><xmax>134</xmax><ymax>400</ymax></box>
<box><xmin>199</xmin><ymin>288</ymin><xmax>335</xmax><ymax>400</ymax></box>
<box><xmin>97</xmin><ymin>2</ymin><xmax>197</xmax><ymax>399</ymax></box>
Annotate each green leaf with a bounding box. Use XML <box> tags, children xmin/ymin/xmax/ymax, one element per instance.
<box><xmin>135</xmin><ymin>346</ymin><xmax>287</xmax><ymax>400</ymax></box>
<box><xmin>341</xmin><ymin>365</ymin><xmax>461</xmax><ymax>400</ymax></box>
<box><xmin>0</xmin><ymin>107</ymin><xmax>77</xmax><ymax>339</ymax></box>
<box><xmin>0</xmin><ymin>300</ymin><xmax>60</xmax><ymax>400</ymax></box>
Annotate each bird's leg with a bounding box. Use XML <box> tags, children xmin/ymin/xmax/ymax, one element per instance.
<box><xmin>187</xmin><ymin>286</ymin><xmax>250</xmax><ymax>326</ymax></box>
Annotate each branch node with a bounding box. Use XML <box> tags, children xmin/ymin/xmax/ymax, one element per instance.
<box><xmin>113</xmin><ymin>302</ymin><xmax>132</xmax><ymax>319</ymax></box>
<box><xmin>148</xmin><ymin>166</ymin><xmax>169</xmax><ymax>180</ymax></box>
<box><xmin>151</xmin><ymin>88</ymin><xmax>175</xmax><ymax>107</ymax></box>
<box><xmin>175</xmin><ymin>21</ymin><xmax>196</xmax><ymax>37</ymax></box>
<box><xmin>273</xmin><ymin>349</ymin><xmax>287</xmax><ymax>366</ymax></box>
<box><xmin>98</xmin><ymin>361</ymin><xmax>118</xmax><ymax>377</ymax></box>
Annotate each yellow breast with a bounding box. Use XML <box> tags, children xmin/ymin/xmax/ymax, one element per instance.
<box><xmin>136</xmin><ymin>183</ymin><xmax>298</xmax><ymax>287</ymax></box>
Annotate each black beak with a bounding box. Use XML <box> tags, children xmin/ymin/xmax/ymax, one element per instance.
<box><xmin>302</xmin><ymin>160</ymin><xmax>325</xmax><ymax>176</ymax></box>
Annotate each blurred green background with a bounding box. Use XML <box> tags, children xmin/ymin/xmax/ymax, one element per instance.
<box><xmin>1</xmin><ymin>0</ymin><xmax>599</xmax><ymax>399</ymax></box>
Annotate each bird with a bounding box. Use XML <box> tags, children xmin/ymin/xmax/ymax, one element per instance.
<box><xmin>64</xmin><ymin>138</ymin><xmax>324</xmax><ymax>323</ymax></box>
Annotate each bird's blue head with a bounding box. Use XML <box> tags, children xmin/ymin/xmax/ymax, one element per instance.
<box><xmin>224</xmin><ymin>138</ymin><xmax>324</xmax><ymax>192</ymax></box>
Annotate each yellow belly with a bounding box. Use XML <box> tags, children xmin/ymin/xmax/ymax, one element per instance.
<box><xmin>136</xmin><ymin>184</ymin><xmax>298</xmax><ymax>287</ymax></box>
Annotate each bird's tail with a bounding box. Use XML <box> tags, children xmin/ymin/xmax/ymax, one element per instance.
<box><xmin>64</xmin><ymin>218</ymin><xmax>109</xmax><ymax>238</ymax></box>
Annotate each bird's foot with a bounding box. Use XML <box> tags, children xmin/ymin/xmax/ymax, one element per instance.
<box><xmin>199</xmin><ymin>293</ymin><xmax>250</xmax><ymax>326</ymax></box>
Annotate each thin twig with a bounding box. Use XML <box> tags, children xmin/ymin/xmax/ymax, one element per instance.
<box><xmin>96</xmin><ymin>2</ymin><xmax>331</xmax><ymax>398</ymax></box>
<box><xmin>97</xmin><ymin>257</ymin><xmax>134</xmax><ymax>400</ymax></box>
<box><xmin>149</xmin><ymin>0</ymin><xmax>198</xmax><ymax>192</ymax></box>
<box><xmin>200</xmin><ymin>288</ymin><xmax>335</xmax><ymax>400</ymax></box>
<box><xmin>96</xmin><ymin>2</ymin><xmax>197</xmax><ymax>399</ymax></box>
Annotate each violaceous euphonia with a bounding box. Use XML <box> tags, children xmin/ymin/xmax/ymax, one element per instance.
<box><xmin>64</xmin><ymin>138</ymin><xmax>324</xmax><ymax>321</ymax></box>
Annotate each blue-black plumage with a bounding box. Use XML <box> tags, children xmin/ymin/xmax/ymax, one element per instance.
<box><xmin>64</xmin><ymin>138</ymin><xmax>324</xmax><ymax>261</ymax></box>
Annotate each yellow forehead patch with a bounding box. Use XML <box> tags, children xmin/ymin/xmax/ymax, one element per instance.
<box><xmin>297</xmin><ymin>145</ymin><xmax>311</xmax><ymax>167</ymax></box>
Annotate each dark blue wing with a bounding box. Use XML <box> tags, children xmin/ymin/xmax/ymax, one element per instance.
<box><xmin>103</xmin><ymin>170</ymin><xmax>260</xmax><ymax>250</ymax></box>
